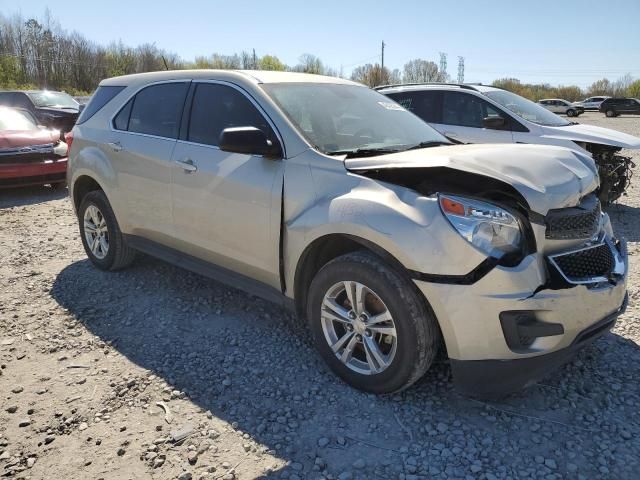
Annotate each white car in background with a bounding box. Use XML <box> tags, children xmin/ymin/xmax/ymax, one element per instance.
<box><xmin>574</xmin><ymin>96</ymin><xmax>610</xmax><ymax>111</ymax></box>
<box><xmin>538</xmin><ymin>98</ymin><xmax>583</xmax><ymax>117</ymax></box>
<box><xmin>378</xmin><ymin>83</ymin><xmax>639</xmax><ymax>204</ymax></box>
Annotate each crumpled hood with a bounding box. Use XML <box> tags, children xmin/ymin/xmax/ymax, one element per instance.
<box><xmin>541</xmin><ymin>123</ymin><xmax>640</xmax><ymax>149</ymax></box>
<box><xmin>345</xmin><ymin>143</ymin><xmax>598</xmax><ymax>214</ymax></box>
<box><xmin>0</xmin><ymin>129</ymin><xmax>60</xmax><ymax>149</ymax></box>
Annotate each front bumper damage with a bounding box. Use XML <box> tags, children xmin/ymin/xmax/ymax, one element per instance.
<box><xmin>414</xmin><ymin>237</ymin><xmax>628</xmax><ymax>398</ymax></box>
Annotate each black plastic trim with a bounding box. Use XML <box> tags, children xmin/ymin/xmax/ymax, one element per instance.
<box><xmin>409</xmin><ymin>257</ymin><xmax>499</xmax><ymax>285</ymax></box>
<box><xmin>124</xmin><ymin>235</ymin><xmax>294</xmax><ymax>310</ymax></box>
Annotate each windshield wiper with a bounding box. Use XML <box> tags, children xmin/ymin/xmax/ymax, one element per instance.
<box><xmin>404</xmin><ymin>140</ymin><xmax>452</xmax><ymax>151</ymax></box>
<box><xmin>325</xmin><ymin>147</ymin><xmax>401</xmax><ymax>158</ymax></box>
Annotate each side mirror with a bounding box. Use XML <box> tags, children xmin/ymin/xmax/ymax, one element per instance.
<box><xmin>219</xmin><ymin>126</ymin><xmax>282</xmax><ymax>159</ymax></box>
<box><xmin>482</xmin><ymin>116</ymin><xmax>506</xmax><ymax>129</ymax></box>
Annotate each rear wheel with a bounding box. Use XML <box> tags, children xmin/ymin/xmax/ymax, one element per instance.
<box><xmin>307</xmin><ymin>251</ymin><xmax>440</xmax><ymax>394</ymax></box>
<box><xmin>78</xmin><ymin>190</ymin><xmax>136</xmax><ymax>270</ymax></box>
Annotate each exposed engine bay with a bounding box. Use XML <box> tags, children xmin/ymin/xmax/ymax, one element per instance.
<box><xmin>581</xmin><ymin>143</ymin><xmax>635</xmax><ymax>205</ymax></box>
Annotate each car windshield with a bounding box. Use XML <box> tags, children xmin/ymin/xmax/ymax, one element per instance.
<box><xmin>27</xmin><ymin>91</ymin><xmax>79</xmax><ymax>109</ymax></box>
<box><xmin>0</xmin><ymin>108</ymin><xmax>38</xmax><ymax>131</ymax></box>
<box><xmin>261</xmin><ymin>83</ymin><xmax>451</xmax><ymax>155</ymax></box>
<box><xmin>484</xmin><ymin>90</ymin><xmax>570</xmax><ymax>127</ymax></box>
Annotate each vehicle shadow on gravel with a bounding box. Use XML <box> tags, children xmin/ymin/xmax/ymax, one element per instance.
<box><xmin>50</xmin><ymin>256</ymin><xmax>640</xmax><ymax>479</ymax></box>
<box><xmin>0</xmin><ymin>185</ymin><xmax>67</xmax><ymax>208</ymax></box>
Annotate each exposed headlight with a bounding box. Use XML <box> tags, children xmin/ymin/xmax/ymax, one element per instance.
<box><xmin>438</xmin><ymin>194</ymin><xmax>523</xmax><ymax>259</ymax></box>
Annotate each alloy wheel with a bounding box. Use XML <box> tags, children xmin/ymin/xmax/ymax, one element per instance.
<box><xmin>320</xmin><ymin>281</ymin><xmax>397</xmax><ymax>375</ymax></box>
<box><xmin>83</xmin><ymin>204</ymin><xmax>109</xmax><ymax>259</ymax></box>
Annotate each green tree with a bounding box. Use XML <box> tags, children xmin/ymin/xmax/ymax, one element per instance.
<box><xmin>627</xmin><ymin>79</ymin><xmax>640</xmax><ymax>98</ymax></box>
<box><xmin>259</xmin><ymin>55</ymin><xmax>286</xmax><ymax>71</ymax></box>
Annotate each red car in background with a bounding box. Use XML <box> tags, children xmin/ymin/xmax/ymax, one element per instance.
<box><xmin>0</xmin><ymin>106</ymin><xmax>68</xmax><ymax>189</ymax></box>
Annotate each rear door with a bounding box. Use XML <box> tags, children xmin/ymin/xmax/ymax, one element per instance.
<box><xmin>170</xmin><ymin>81</ymin><xmax>284</xmax><ymax>287</ymax></box>
<box><xmin>384</xmin><ymin>90</ymin><xmax>443</xmax><ymax>125</ymax></box>
<box><xmin>430</xmin><ymin>91</ymin><xmax>514</xmax><ymax>144</ymax></box>
<box><xmin>108</xmin><ymin>81</ymin><xmax>190</xmax><ymax>242</ymax></box>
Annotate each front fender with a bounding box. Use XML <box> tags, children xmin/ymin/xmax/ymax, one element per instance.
<box><xmin>285</xmin><ymin>173</ymin><xmax>487</xmax><ymax>292</ymax></box>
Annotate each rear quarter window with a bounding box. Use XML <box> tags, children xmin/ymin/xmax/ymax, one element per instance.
<box><xmin>77</xmin><ymin>86</ymin><xmax>125</xmax><ymax>124</ymax></box>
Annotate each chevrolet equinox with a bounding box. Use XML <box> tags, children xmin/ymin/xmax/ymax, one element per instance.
<box><xmin>66</xmin><ymin>70</ymin><xmax>628</xmax><ymax>397</ymax></box>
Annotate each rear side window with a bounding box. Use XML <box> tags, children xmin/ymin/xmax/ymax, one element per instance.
<box><xmin>113</xmin><ymin>99</ymin><xmax>133</xmax><ymax>130</ymax></box>
<box><xmin>187</xmin><ymin>83</ymin><xmax>272</xmax><ymax>146</ymax></box>
<box><xmin>114</xmin><ymin>82</ymin><xmax>189</xmax><ymax>139</ymax></box>
<box><xmin>385</xmin><ymin>91</ymin><xmax>442</xmax><ymax>123</ymax></box>
<box><xmin>77</xmin><ymin>86</ymin><xmax>125</xmax><ymax>124</ymax></box>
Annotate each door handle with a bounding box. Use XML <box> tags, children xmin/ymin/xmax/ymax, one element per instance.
<box><xmin>443</xmin><ymin>131</ymin><xmax>458</xmax><ymax>137</ymax></box>
<box><xmin>107</xmin><ymin>141</ymin><xmax>123</xmax><ymax>152</ymax></box>
<box><xmin>174</xmin><ymin>158</ymin><xmax>197</xmax><ymax>172</ymax></box>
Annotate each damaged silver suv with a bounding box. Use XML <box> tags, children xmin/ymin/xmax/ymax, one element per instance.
<box><xmin>66</xmin><ymin>70</ymin><xmax>628</xmax><ymax>397</ymax></box>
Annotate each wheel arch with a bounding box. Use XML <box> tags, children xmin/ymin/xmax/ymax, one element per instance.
<box><xmin>72</xmin><ymin>175</ymin><xmax>106</xmax><ymax>212</ymax></box>
<box><xmin>293</xmin><ymin>233</ymin><xmax>413</xmax><ymax>321</ymax></box>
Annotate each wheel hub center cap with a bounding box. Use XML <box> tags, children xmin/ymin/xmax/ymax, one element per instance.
<box><xmin>353</xmin><ymin>319</ymin><xmax>366</xmax><ymax>335</ymax></box>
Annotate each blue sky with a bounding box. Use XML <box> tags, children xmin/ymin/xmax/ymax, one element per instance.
<box><xmin>6</xmin><ymin>0</ymin><xmax>640</xmax><ymax>87</ymax></box>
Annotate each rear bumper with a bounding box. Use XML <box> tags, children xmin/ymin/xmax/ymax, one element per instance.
<box><xmin>0</xmin><ymin>158</ymin><xmax>67</xmax><ymax>187</ymax></box>
<box><xmin>450</xmin><ymin>293</ymin><xmax>627</xmax><ymax>398</ymax></box>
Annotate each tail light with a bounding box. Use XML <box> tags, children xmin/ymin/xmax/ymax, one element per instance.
<box><xmin>64</xmin><ymin>131</ymin><xmax>74</xmax><ymax>151</ymax></box>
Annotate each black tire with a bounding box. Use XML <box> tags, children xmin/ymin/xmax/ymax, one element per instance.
<box><xmin>78</xmin><ymin>190</ymin><xmax>136</xmax><ymax>271</ymax></box>
<box><xmin>307</xmin><ymin>251</ymin><xmax>440</xmax><ymax>394</ymax></box>
<box><xmin>567</xmin><ymin>109</ymin><xmax>576</xmax><ymax>117</ymax></box>
<box><xmin>606</xmin><ymin>109</ymin><xmax>616</xmax><ymax>118</ymax></box>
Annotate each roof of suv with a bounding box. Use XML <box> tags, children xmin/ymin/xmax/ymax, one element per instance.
<box><xmin>101</xmin><ymin>70</ymin><xmax>361</xmax><ymax>87</ymax></box>
<box><xmin>374</xmin><ymin>83</ymin><xmax>503</xmax><ymax>94</ymax></box>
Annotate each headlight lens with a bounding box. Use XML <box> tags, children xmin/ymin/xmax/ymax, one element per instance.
<box><xmin>438</xmin><ymin>194</ymin><xmax>523</xmax><ymax>259</ymax></box>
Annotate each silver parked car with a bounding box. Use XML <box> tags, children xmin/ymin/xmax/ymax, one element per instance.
<box><xmin>66</xmin><ymin>70</ymin><xmax>628</xmax><ymax>397</ymax></box>
<box><xmin>574</xmin><ymin>96</ymin><xmax>610</xmax><ymax>110</ymax></box>
<box><xmin>538</xmin><ymin>98</ymin><xmax>584</xmax><ymax>117</ymax></box>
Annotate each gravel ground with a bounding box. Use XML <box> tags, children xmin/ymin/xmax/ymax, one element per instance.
<box><xmin>1</xmin><ymin>112</ymin><xmax>639</xmax><ymax>480</ymax></box>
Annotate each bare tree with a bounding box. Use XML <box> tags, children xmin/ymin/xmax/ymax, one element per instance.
<box><xmin>402</xmin><ymin>59</ymin><xmax>444</xmax><ymax>83</ymax></box>
<box><xmin>350</xmin><ymin>63</ymin><xmax>395</xmax><ymax>87</ymax></box>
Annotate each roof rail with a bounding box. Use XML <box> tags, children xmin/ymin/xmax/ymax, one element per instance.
<box><xmin>374</xmin><ymin>82</ymin><xmax>482</xmax><ymax>91</ymax></box>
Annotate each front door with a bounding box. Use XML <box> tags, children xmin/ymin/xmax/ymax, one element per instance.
<box><xmin>170</xmin><ymin>82</ymin><xmax>284</xmax><ymax>288</ymax></box>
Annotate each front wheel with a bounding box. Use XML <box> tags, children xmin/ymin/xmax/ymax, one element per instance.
<box><xmin>606</xmin><ymin>109</ymin><xmax>616</xmax><ymax>117</ymax></box>
<box><xmin>567</xmin><ymin>109</ymin><xmax>576</xmax><ymax>117</ymax></box>
<box><xmin>307</xmin><ymin>251</ymin><xmax>440</xmax><ymax>394</ymax></box>
<box><xmin>78</xmin><ymin>190</ymin><xmax>136</xmax><ymax>271</ymax></box>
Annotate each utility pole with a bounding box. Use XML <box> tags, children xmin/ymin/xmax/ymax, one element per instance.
<box><xmin>381</xmin><ymin>41</ymin><xmax>385</xmax><ymax>70</ymax></box>
<box><xmin>457</xmin><ymin>56</ymin><xmax>465</xmax><ymax>84</ymax></box>
<box><xmin>252</xmin><ymin>49</ymin><xmax>257</xmax><ymax>69</ymax></box>
<box><xmin>439</xmin><ymin>52</ymin><xmax>448</xmax><ymax>82</ymax></box>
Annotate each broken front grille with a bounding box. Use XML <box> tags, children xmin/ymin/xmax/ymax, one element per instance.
<box><xmin>545</xmin><ymin>194</ymin><xmax>601</xmax><ymax>240</ymax></box>
<box><xmin>0</xmin><ymin>143</ymin><xmax>56</xmax><ymax>164</ymax></box>
<box><xmin>547</xmin><ymin>240</ymin><xmax>623</xmax><ymax>285</ymax></box>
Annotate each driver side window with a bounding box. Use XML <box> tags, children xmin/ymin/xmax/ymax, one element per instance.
<box><xmin>441</xmin><ymin>92</ymin><xmax>505</xmax><ymax>129</ymax></box>
<box><xmin>187</xmin><ymin>83</ymin><xmax>273</xmax><ymax>147</ymax></box>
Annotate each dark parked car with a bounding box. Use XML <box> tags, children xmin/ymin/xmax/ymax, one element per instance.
<box><xmin>0</xmin><ymin>90</ymin><xmax>80</xmax><ymax>134</ymax></box>
<box><xmin>0</xmin><ymin>106</ymin><xmax>68</xmax><ymax>188</ymax></box>
<box><xmin>599</xmin><ymin>98</ymin><xmax>640</xmax><ymax>117</ymax></box>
